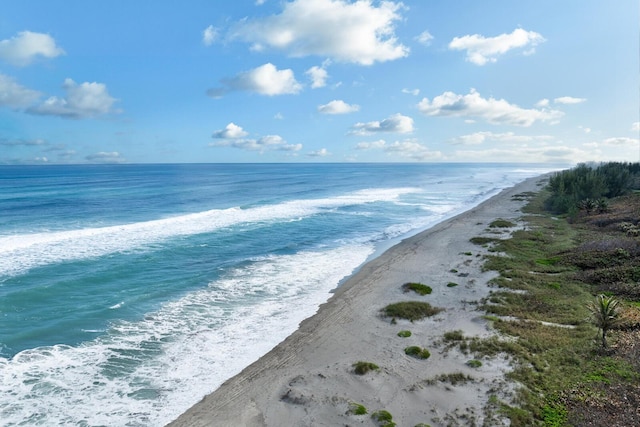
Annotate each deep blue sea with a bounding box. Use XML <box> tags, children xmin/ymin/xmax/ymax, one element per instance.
<box><xmin>0</xmin><ymin>163</ymin><xmax>556</xmax><ymax>426</ymax></box>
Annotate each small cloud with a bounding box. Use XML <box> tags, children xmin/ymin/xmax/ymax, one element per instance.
<box><xmin>86</xmin><ymin>151</ymin><xmax>126</xmax><ymax>163</ymax></box>
<box><xmin>0</xmin><ymin>137</ymin><xmax>46</xmax><ymax>146</ymax></box>
<box><xmin>350</xmin><ymin>113</ymin><xmax>414</xmax><ymax>135</ymax></box>
<box><xmin>415</xmin><ymin>30</ymin><xmax>434</xmax><ymax>46</ymax></box>
<box><xmin>356</xmin><ymin>138</ymin><xmax>441</xmax><ymax>161</ymax></box>
<box><xmin>632</xmin><ymin>122</ymin><xmax>640</xmax><ymax>132</ymax></box>
<box><xmin>274</xmin><ymin>112</ymin><xmax>284</xmax><ymax>119</ymax></box>
<box><xmin>0</xmin><ymin>73</ymin><xmax>42</xmax><ymax>109</ymax></box>
<box><xmin>0</xmin><ymin>31</ymin><xmax>65</xmax><ymax>66</ymax></box>
<box><xmin>318</xmin><ymin>99</ymin><xmax>360</xmax><ymax>114</ymax></box>
<box><xmin>554</xmin><ymin>96</ymin><xmax>586</xmax><ymax>104</ymax></box>
<box><xmin>355</xmin><ymin>139</ymin><xmax>386</xmax><ymax>150</ymax></box>
<box><xmin>602</xmin><ymin>137</ymin><xmax>639</xmax><ymax>147</ymax></box>
<box><xmin>448</xmin><ymin>131</ymin><xmax>553</xmax><ymax>145</ymax></box>
<box><xmin>417</xmin><ymin>89</ymin><xmax>562</xmax><ymax>127</ymax></box>
<box><xmin>208</xmin><ymin>63</ymin><xmax>302</xmax><ymax>97</ymax></box>
<box><xmin>402</xmin><ymin>88</ymin><xmax>420</xmax><ymax>96</ymax></box>
<box><xmin>212</xmin><ymin>122</ymin><xmax>249</xmax><ymax>139</ymax></box>
<box><xmin>211</xmin><ymin>132</ymin><xmax>302</xmax><ymax>153</ymax></box>
<box><xmin>449</xmin><ymin>28</ymin><xmax>545</xmax><ymax>65</ymax></box>
<box><xmin>202</xmin><ymin>25</ymin><xmax>218</xmax><ymax>46</ymax></box>
<box><xmin>579</xmin><ymin>125</ymin><xmax>591</xmax><ymax>134</ymax></box>
<box><xmin>535</xmin><ymin>98</ymin><xmax>550</xmax><ymax>107</ymax></box>
<box><xmin>308</xmin><ymin>148</ymin><xmax>330</xmax><ymax>157</ymax></box>
<box><xmin>306</xmin><ymin>60</ymin><xmax>331</xmax><ymax>88</ymax></box>
<box><xmin>27</xmin><ymin>78</ymin><xmax>119</xmax><ymax>119</ymax></box>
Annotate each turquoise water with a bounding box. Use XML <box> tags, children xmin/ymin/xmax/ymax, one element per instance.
<box><xmin>0</xmin><ymin>163</ymin><xmax>555</xmax><ymax>426</ymax></box>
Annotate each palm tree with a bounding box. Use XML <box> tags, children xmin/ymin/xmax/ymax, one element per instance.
<box><xmin>587</xmin><ymin>294</ymin><xmax>620</xmax><ymax>349</ymax></box>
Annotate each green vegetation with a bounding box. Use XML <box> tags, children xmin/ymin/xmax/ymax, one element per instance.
<box><xmin>460</xmin><ymin>164</ymin><xmax>640</xmax><ymax>426</ymax></box>
<box><xmin>587</xmin><ymin>294</ymin><xmax>621</xmax><ymax>349</ymax></box>
<box><xmin>426</xmin><ymin>372</ymin><xmax>474</xmax><ymax>386</ymax></box>
<box><xmin>402</xmin><ymin>282</ymin><xmax>433</xmax><ymax>295</ymax></box>
<box><xmin>443</xmin><ymin>330</ymin><xmax>465</xmax><ymax>341</ymax></box>
<box><xmin>352</xmin><ymin>361</ymin><xmax>379</xmax><ymax>375</ymax></box>
<box><xmin>470</xmin><ymin>236</ymin><xmax>495</xmax><ymax>245</ymax></box>
<box><xmin>397</xmin><ymin>330</ymin><xmax>412</xmax><ymax>338</ymax></box>
<box><xmin>371</xmin><ymin>410</ymin><xmax>396</xmax><ymax>427</ymax></box>
<box><xmin>446</xmin><ymin>282</ymin><xmax>459</xmax><ymax>288</ymax></box>
<box><xmin>545</xmin><ymin>162</ymin><xmax>640</xmax><ymax>215</ymax></box>
<box><xmin>348</xmin><ymin>402</ymin><xmax>367</xmax><ymax>415</ymax></box>
<box><xmin>404</xmin><ymin>346</ymin><xmax>431</xmax><ymax>359</ymax></box>
<box><xmin>466</xmin><ymin>359</ymin><xmax>482</xmax><ymax>368</ymax></box>
<box><xmin>382</xmin><ymin>301</ymin><xmax>443</xmax><ymax>322</ymax></box>
<box><xmin>490</xmin><ymin>219</ymin><xmax>516</xmax><ymax>228</ymax></box>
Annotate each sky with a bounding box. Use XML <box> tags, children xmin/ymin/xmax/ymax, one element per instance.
<box><xmin>0</xmin><ymin>0</ymin><xmax>638</xmax><ymax>164</ymax></box>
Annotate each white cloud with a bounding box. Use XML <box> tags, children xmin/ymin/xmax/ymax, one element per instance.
<box><xmin>632</xmin><ymin>122</ymin><xmax>640</xmax><ymax>132</ymax></box>
<box><xmin>453</xmin><ymin>145</ymin><xmax>592</xmax><ymax>163</ymax></box>
<box><xmin>355</xmin><ymin>138</ymin><xmax>441</xmax><ymax>160</ymax></box>
<box><xmin>402</xmin><ymin>88</ymin><xmax>420</xmax><ymax>96</ymax></box>
<box><xmin>602</xmin><ymin>137</ymin><xmax>639</xmax><ymax>147</ymax></box>
<box><xmin>211</xmin><ymin>133</ymin><xmax>302</xmax><ymax>152</ymax></box>
<box><xmin>306</xmin><ymin>64</ymin><xmax>329</xmax><ymax>88</ymax></box>
<box><xmin>536</xmin><ymin>98</ymin><xmax>550</xmax><ymax>107</ymax></box>
<box><xmin>230</xmin><ymin>0</ymin><xmax>408</xmax><ymax>65</ymax></box>
<box><xmin>28</xmin><ymin>78</ymin><xmax>118</xmax><ymax>118</ymax></box>
<box><xmin>554</xmin><ymin>96</ymin><xmax>586</xmax><ymax>104</ymax></box>
<box><xmin>350</xmin><ymin>113</ymin><xmax>414</xmax><ymax>135</ymax></box>
<box><xmin>449</xmin><ymin>131</ymin><xmax>554</xmax><ymax>145</ymax></box>
<box><xmin>212</xmin><ymin>122</ymin><xmax>249</xmax><ymax>139</ymax></box>
<box><xmin>86</xmin><ymin>151</ymin><xmax>126</xmax><ymax>163</ymax></box>
<box><xmin>415</xmin><ymin>30</ymin><xmax>434</xmax><ymax>46</ymax></box>
<box><xmin>318</xmin><ymin>99</ymin><xmax>359</xmax><ymax>114</ymax></box>
<box><xmin>0</xmin><ymin>73</ymin><xmax>42</xmax><ymax>108</ymax></box>
<box><xmin>308</xmin><ymin>148</ymin><xmax>330</xmax><ymax>157</ymax></box>
<box><xmin>0</xmin><ymin>31</ymin><xmax>65</xmax><ymax>66</ymax></box>
<box><xmin>417</xmin><ymin>89</ymin><xmax>563</xmax><ymax>127</ymax></box>
<box><xmin>0</xmin><ymin>137</ymin><xmax>46</xmax><ymax>146</ymax></box>
<box><xmin>208</xmin><ymin>63</ymin><xmax>302</xmax><ymax>97</ymax></box>
<box><xmin>202</xmin><ymin>25</ymin><xmax>218</xmax><ymax>46</ymax></box>
<box><xmin>448</xmin><ymin>28</ymin><xmax>545</xmax><ymax>65</ymax></box>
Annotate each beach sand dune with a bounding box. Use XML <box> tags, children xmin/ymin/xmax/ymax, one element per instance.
<box><xmin>167</xmin><ymin>176</ymin><xmax>545</xmax><ymax>427</ymax></box>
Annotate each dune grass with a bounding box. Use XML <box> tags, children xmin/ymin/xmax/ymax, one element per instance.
<box><xmin>382</xmin><ymin>301</ymin><xmax>443</xmax><ymax>322</ymax></box>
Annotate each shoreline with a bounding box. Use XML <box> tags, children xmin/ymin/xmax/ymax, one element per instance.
<box><xmin>167</xmin><ymin>175</ymin><xmax>547</xmax><ymax>427</ymax></box>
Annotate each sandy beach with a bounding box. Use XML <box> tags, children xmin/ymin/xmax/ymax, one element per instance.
<box><xmin>167</xmin><ymin>175</ymin><xmax>545</xmax><ymax>427</ymax></box>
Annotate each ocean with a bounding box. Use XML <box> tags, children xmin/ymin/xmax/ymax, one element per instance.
<box><xmin>0</xmin><ymin>163</ymin><xmax>555</xmax><ymax>426</ymax></box>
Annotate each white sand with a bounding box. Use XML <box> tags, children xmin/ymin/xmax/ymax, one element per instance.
<box><xmin>167</xmin><ymin>176</ymin><xmax>545</xmax><ymax>427</ymax></box>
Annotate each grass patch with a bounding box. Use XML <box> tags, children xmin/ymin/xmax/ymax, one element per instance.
<box><xmin>426</xmin><ymin>372</ymin><xmax>474</xmax><ymax>386</ymax></box>
<box><xmin>397</xmin><ymin>330</ymin><xmax>412</xmax><ymax>338</ymax></box>
<box><xmin>466</xmin><ymin>359</ymin><xmax>482</xmax><ymax>368</ymax></box>
<box><xmin>402</xmin><ymin>282</ymin><xmax>433</xmax><ymax>295</ymax></box>
<box><xmin>371</xmin><ymin>410</ymin><xmax>396</xmax><ymax>427</ymax></box>
<box><xmin>348</xmin><ymin>402</ymin><xmax>367</xmax><ymax>415</ymax></box>
<box><xmin>443</xmin><ymin>330</ymin><xmax>465</xmax><ymax>341</ymax></box>
<box><xmin>352</xmin><ymin>361</ymin><xmax>379</xmax><ymax>375</ymax></box>
<box><xmin>404</xmin><ymin>346</ymin><xmax>431</xmax><ymax>359</ymax></box>
<box><xmin>382</xmin><ymin>301</ymin><xmax>443</xmax><ymax>322</ymax></box>
<box><xmin>446</xmin><ymin>282</ymin><xmax>459</xmax><ymax>288</ymax></box>
<box><xmin>490</xmin><ymin>219</ymin><xmax>516</xmax><ymax>228</ymax></box>
<box><xmin>470</xmin><ymin>236</ymin><xmax>495</xmax><ymax>245</ymax></box>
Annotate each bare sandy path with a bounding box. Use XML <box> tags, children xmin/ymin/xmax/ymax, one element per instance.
<box><xmin>167</xmin><ymin>175</ymin><xmax>546</xmax><ymax>427</ymax></box>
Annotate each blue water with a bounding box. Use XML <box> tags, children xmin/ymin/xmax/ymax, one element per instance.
<box><xmin>0</xmin><ymin>163</ymin><xmax>556</xmax><ymax>426</ymax></box>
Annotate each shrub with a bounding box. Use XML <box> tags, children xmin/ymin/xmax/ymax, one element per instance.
<box><xmin>446</xmin><ymin>282</ymin><xmax>459</xmax><ymax>287</ymax></box>
<box><xmin>348</xmin><ymin>402</ymin><xmax>367</xmax><ymax>415</ymax></box>
<box><xmin>443</xmin><ymin>330</ymin><xmax>465</xmax><ymax>341</ymax></box>
<box><xmin>402</xmin><ymin>282</ymin><xmax>433</xmax><ymax>295</ymax></box>
<box><xmin>404</xmin><ymin>346</ymin><xmax>431</xmax><ymax>359</ymax></box>
<box><xmin>372</xmin><ymin>410</ymin><xmax>396</xmax><ymax>427</ymax></box>
<box><xmin>352</xmin><ymin>361</ymin><xmax>379</xmax><ymax>375</ymax></box>
<box><xmin>490</xmin><ymin>219</ymin><xmax>516</xmax><ymax>228</ymax></box>
<box><xmin>382</xmin><ymin>302</ymin><xmax>443</xmax><ymax>322</ymax></box>
<box><xmin>467</xmin><ymin>359</ymin><xmax>483</xmax><ymax>368</ymax></box>
<box><xmin>397</xmin><ymin>330</ymin><xmax>412</xmax><ymax>338</ymax></box>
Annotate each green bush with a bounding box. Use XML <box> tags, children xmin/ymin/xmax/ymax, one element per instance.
<box><xmin>352</xmin><ymin>361</ymin><xmax>379</xmax><ymax>375</ymax></box>
<box><xmin>372</xmin><ymin>410</ymin><xmax>396</xmax><ymax>427</ymax></box>
<box><xmin>404</xmin><ymin>346</ymin><xmax>431</xmax><ymax>359</ymax></box>
<box><xmin>402</xmin><ymin>282</ymin><xmax>433</xmax><ymax>295</ymax></box>
<box><xmin>446</xmin><ymin>282</ymin><xmax>459</xmax><ymax>287</ymax></box>
<box><xmin>382</xmin><ymin>301</ymin><xmax>443</xmax><ymax>322</ymax></box>
<box><xmin>348</xmin><ymin>402</ymin><xmax>367</xmax><ymax>415</ymax></box>
<box><xmin>443</xmin><ymin>330</ymin><xmax>465</xmax><ymax>341</ymax></box>
<box><xmin>467</xmin><ymin>359</ymin><xmax>483</xmax><ymax>368</ymax></box>
<box><xmin>397</xmin><ymin>330</ymin><xmax>412</xmax><ymax>338</ymax></box>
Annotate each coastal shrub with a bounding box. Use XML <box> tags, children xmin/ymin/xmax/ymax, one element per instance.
<box><xmin>404</xmin><ymin>346</ymin><xmax>431</xmax><ymax>359</ymax></box>
<box><xmin>348</xmin><ymin>402</ymin><xmax>367</xmax><ymax>415</ymax></box>
<box><xmin>352</xmin><ymin>361</ymin><xmax>379</xmax><ymax>375</ymax></box>
<box><xmin>490</xmin><ymin>219</ymin><xmax>516</xmax><ymax>228</ymax></box>
<box><xmin>470</xmin><ymin>236</ymin><xmax>495</xmax><ymax>245</ymax></box>
<box><xmin>397</xmin><ymin>330</ymin><xmax>412</xmax><ymax>338</ymax></box>
<box><xmin>402</xmin><ymin>282</ymin><xmax>433</xmax><ymax>295</ymax></box>
<box><xmin>434</xmin><ymin>372</ymin><xmax>473</xmax><ymax>386</ymax></box>
<box><xmin>371</xmin><ymin>410</ymin><xmax>396</xmax><ymax>427</ymax></box>
<box><xmin>443</xmin><ymin>330</ymin><xmax>464</xmax><ymax>341</ymax></box>
<box><xmin>466</xmin><ymin>359</ymin><xmax>483</xmax><ymax>368</ymax></box>
<box><xmin>446</xmin><ymin>282</ymin><xmax>459</xmax><ymax>287</ymax></box>
<box><xmin>382</xmin><ymin>301</ymin><xmax>443</xmax><ymax>322</ymax></box>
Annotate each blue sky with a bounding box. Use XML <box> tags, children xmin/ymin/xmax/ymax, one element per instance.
<box><xmin>0</xmin><ymin>0</ymin><xmax>638</xmax><ymax>164</ymax></box>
